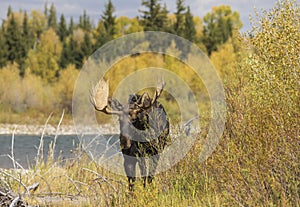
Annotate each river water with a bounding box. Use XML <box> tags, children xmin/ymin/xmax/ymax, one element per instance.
<box><xmin>0</xmin><ymin>134</ymin><xmax>120</xmax><ymax>169</ymax></box>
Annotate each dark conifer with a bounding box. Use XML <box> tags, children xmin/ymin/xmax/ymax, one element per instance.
<box><xmin>58</xmin><ymin>14</ymin><xmax>68</xmax><ymax>41</ymax></box>
<box><xmin>48</xmin><ymin>3</ymin><xmax>57</xmax><ymax>29</ymax></box>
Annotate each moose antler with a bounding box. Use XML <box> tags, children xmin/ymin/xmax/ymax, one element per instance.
<box><xmin>151</xmin><ymin>79</ymin><xmax>165</xmax><ymax>105</ymax></box>
<box><xmin>134</xmin><ymin>79</ymin><xmax>166</xmax><ymax>110</ymax></box>
<box><xmin>90</xmin><ymin>79</ymin><xmax>123</xmax><ymax>115</ymax></box>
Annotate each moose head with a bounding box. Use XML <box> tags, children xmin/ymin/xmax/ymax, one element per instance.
<box><xmin>90</xmin><ymin>79</ymin><xmax>169</xmax><ymax>190</ymax></box>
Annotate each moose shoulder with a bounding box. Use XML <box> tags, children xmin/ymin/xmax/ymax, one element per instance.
<box><xmin>90</xmin><ymin>79</ymin><xmax>170</xmax><ymax>190</ymax></box>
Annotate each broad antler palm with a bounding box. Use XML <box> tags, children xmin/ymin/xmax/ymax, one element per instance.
<box><xmin>90</xmin><ymin>79</ymin><xmax>123</xmax><ymax>115</ymax></box>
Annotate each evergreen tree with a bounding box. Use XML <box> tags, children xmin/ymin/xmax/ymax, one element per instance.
<box><xmin>48</xmin><ymin>3</ymin><xmax>57</xmax><ymax>29</ymax></box>
<box><xmin>69</xmin><ymin>37</ymin><xmax>84</xmax><ymax>69</ymax></box>
<box><xmin>69</xmin><ymin>17</ymin><xmax>75</xmax><ymax>35</ymax></box>
<box><xmin>5</xmin><ymin>13</ymin><xmax>23</xmax><ymax>66</ymax></box>
<box><xmin>60</xmin><ymin>40</ymin><xmax>70</xmax><ymax>68</ymax></box>
<box><xmin>22</xmin><ymin>11</ymin><xmax>30</xmax><ymax>40</ymax></box>
<box><xmin>44</xmin><ymin>2</ymin><xmax>48</xmax><ymax>17</ymax></box>
<box><xmin>60</xmin><ymin>36</ymin><xmax>84</xmax><ymax>69</ymax></box>
<box><xmin>102</xmin><ymin>0</ymin><xmax>116</xmax><ymax>37</ymax></box>
<box><xmin>175</xmin><ymin>6</ymin><xmax>197</xmax><ymax>59</ymax></box>
<box><xmin>160</xmin><ymin>3</ymin><xmax>169</xmax><ymax>30</ymax></box>
<box><xmin>79</xmin><ymin>10</ymin><xmax>92</xmax><ymax>31</ymax></box>
<box><xmin>81</xmin><ymin>33</ymin><xmax>93</xmax><ymax>58</ymax></box>
<box><xmin>0</xmin><ymin>24</ymin><xmax>8</xmax><ymax>67</ymax></box>
<box><xmin>58</xmin><ymin>14</ymin><xmax>68</xmax><ymax>41</ymax></box>
<box><xmin>83</xmin><ymin>10</ymin><xmax>92</xmax><ymax>31</ymax></box>
<box><xmin>7</xmin><ymin>6</ymin><xmax>12</xmax><ymax>17</ymax></box>
<box><xmin>79</xmin><ymin>16</ymin><xmax>83</xmax><ymax>28</ymax></box>
<box><xmin>174</xmin><ymin>0</ymin><xmax>186</xmax><ymax>36</ymax></box>
<box><xmin>21</xmin><ymin>11</ymin><xmax>34</xmax><ymax>75</ymax></box>
<box><xmin>139</xmin><ymin>0</ymin><xmax>170</xmax><ymax>52</ymax></box>
<box><xmin>139</xmin><ymin>0</ymin><xmax>169</xmax><ymax>31</ymax></box>
<box><xmin>22</xmin><ymin>11</ymin><xmax>34</xmax><ymax>51</ymax></box>
<box><xmin>184</xmin><ymin>6</ymin><xmax>196</xmax><ymax>42</ymax></box>
<box><xmin>66</xmin><ymin>36</ymin><xmax>77</xmax><ymax>67</ymax></box>
<box><xmin>96</xmin><ymin>0</ymin><xmax>116</xmax><ymax>47</ymax></box>
<box><xmin>202</xmin><ymin>5</ymin><xmax>242</xmax><ymax>55</ymax></box>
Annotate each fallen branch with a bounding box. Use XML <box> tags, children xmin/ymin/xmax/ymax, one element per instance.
<box><xmin>81</xmin><ymin>168</ymin><xmax>118</xmax><ymax>192</ymax></box>
<box><xmin>0</xmin><ymin>170</ymin><xmax>39</xmax><ymax>195</ymax></box>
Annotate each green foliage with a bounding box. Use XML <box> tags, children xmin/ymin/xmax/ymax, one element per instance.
<box><xmin>115</xmin><ymin>16</ymin><xmax>144</xmax><ymax>36</ymax></box>
<box><xmin>173</xmin><ymin>0</ymin><xmax>186</xmax><ymax>36</ymax></box>
<box><xmin>7</xmin><ymin>5</ymin><xmax>12</xmax><ymax>17</ymax></box>
<box><xmin>69</xmin><ymin>17</ymin><xmax>75</xmax><ymax>34</ymax></box>
<box><xmin>47</xmin><ymin>3</ymin><xmax>57</xmax><ymax>29</ymax></box>
<box><xmin>172</xmin><ymin>1</ymin><xmax>197</xmax><ymax>43</ymax></box>
<box><xmin>58</xmin><ymin>14</ymin><xmax>68</xmax><ymax>41</ymax></box>
<box><xmin>140</xmin><ymin>0</ymin><xmax>169</xmax><ymax>31</ymax></box>
<box><xmin>208</xmin><ymin>0</ymin><xmax>299</xmax><ymax>205</ymax></box>
<box><xmin>20</xmin><ymin>11</ymin><xmax>35</xmax><ymax>76</ymax></box>
<box><xmin>29</xmin><ymin>10</ymin><xmax>47</xmax><ymax>38</ymax></box>
<box><xmin>25</xmin><ymin>28</ymin><xmax>62</xmax><ymax>82</ymax></box>
<box><xmin>0</xmin><ymin>1</ymin><xmax>207</xmax><ymax>80</ymax></box>
<box><xmin>247</xmin><ymin>0</ymin><xmax>299</xmax><ymax>123</ymax></box>
<box><xmin>98</xmin><ymin>0</ymin><xmax>117</xmax><ymax>45</ymax></box>
<box><xmin>0</xmin><ymin>24</ymin><xmax>8</xmax><ymax>67</ymax></box>
<box><xmin>4</xmin><ymin>13</ymin><xmax>24</xmax><ymax>67</ymax></box>
<box><xmin>202</xmin><ymin>5</ymin><xmax>243</xmax><ymax>55</ymax></box>
<box><xmin>183</xmin><ymin>7</ymin><xmax>196</xmax><ymax>42</ymax></box>
<box><xmin>60</xmin><ymin>34</ymin><xmax>84</xmax><ymax>69</ymax></box>
<box><xmin>60</xmin><ymin>41</ymin><xmax>70</xmax><ymax>69</ymax></box>
<box><xmin>81</xmin><ymin>33</ymin><xmax>93</xmax><ymax>57</ymax></box>
<box><xmin>210</xmin><ymin>39</ymin><xmax>237</xmax><ymax>79</ymax></box>
<box><xmin>79</xmin><ymin>10</ymin><xmax>92</xmax><ymax>31</ymax></box>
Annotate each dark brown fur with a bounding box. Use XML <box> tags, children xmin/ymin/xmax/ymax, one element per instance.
<box><xmin>110</xmin><ymin>94</ymin><xmax>169</xmax><ymax>190</ymax></box>
<box><xmin>91</xmin><ymin>79</ymin><xmax>168</xmax><ymax>190</ymax></box>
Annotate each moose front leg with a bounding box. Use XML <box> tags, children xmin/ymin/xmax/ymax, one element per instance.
<box><xmin>148</xmin><ymin>154</ymin><xmax>160</xmax><ymax>184</ymax></box>
<box><xmin>123</xmin><ymin>155</ymin><xmax>137</xmax><ymax>191</ymax></box>
<box><xmin>128</xmin><ymin>177</ymin><xmax>136</xmax><ymax>191</ymax></box>
<box><xmin>137</xmin><ymin>157</ymin><xmax>147</xmax><ymax>188</ymax></box>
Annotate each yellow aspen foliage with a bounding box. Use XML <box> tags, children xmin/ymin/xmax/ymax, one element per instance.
<box><xmin>210</xmin><ymin>40</ymin><xmax>236</xmax><ymax>79</ymax></box>
<box><xmin>25</xmin><ymin>28</ymin><xmax>62</xmax><ymax>82</ymax></box>
<box><xmin>54</xmin><ymin>64</ymin><xmax>79</xmax><ymax>112</ymax></box>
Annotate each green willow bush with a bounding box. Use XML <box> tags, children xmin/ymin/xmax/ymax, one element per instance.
<box><xmin>205</xmin><ymin>0</ymin><xmax>299</xmax><ymax>205</ymax></box>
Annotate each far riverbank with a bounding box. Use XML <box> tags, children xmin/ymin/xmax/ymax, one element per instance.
<box><xmin>0</xmin><ymin>124</ymin><xmax>119</xmax><ymax>135</ymax></box>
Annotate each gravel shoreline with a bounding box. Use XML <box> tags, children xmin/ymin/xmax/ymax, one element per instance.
<box><xmin>0</xmin><ymin>124</ymin><xmax>119</xmax><ymax>135</ymax></box>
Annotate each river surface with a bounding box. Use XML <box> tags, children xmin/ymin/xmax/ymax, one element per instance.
<box><xmin>0</xmin><ymin>134</ymin><xmax>120</xmax><ymax>169</ymax></box>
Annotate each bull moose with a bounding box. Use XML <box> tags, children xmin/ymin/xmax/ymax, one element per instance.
<box><xmin>90</xmin><ymin>79</ymin><xmax>170</xmax><ymax>190</ymax></box>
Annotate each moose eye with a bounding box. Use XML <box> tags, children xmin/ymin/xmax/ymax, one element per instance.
<box><xmin>128</xmin><ymin>94</ymin><xmax>137</xmax><ymax>104</ymax></box>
